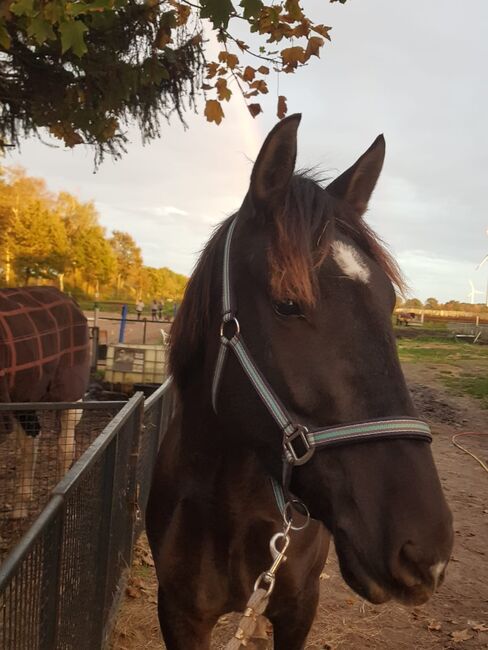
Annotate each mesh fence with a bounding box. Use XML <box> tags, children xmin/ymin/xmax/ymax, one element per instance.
<box><xmin>0</xmin><ymin>379</ymin><xmax>174</xmax><ymax>650</ymax></box>
<box><xmin>0</xmin><ymin>402</ymin><xmax>124</xmax><ymax>564</ymax></box>
<box><xmin>135</xmin><ymin>378</ymin><xmax>174</xmax><ymax>535</ymax></box>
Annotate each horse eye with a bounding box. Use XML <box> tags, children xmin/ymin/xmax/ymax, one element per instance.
<box><xmin>273</xmin><ymin>299</ymin><xmax>303</xmax><ymax>317</ymax></box>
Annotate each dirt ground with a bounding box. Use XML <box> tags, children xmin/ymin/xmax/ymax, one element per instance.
<box><xmin>110</xmin><ymin>359</ymin><xmax>488</xmax><ymax>650</ymax></box>
<box><xmin>85</xmin><ymin>310</ymin><xmax>172</xmax><ymax>346</ymax></box>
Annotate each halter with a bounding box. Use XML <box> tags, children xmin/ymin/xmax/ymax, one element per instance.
<box><xmin>211</xmin><ymin>216</ymin><xmax>432</xmax><ymax>490</ymax></box>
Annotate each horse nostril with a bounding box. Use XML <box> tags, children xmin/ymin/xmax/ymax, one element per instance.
<box><xmin>394</xmin><ymin>542</ymin><xmax>447</xmax><ymax>591</ymax></box>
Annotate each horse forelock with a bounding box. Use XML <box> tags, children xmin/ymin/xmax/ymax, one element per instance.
<box><xmin>169</xmin><ymin>173</ymin><xmax>405</xmax><ymax>388</ymax></box>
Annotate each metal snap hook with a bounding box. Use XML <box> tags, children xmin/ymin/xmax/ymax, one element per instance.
<box><xmin>269</xmin><ymin>531</ymin><xmax>290</xmax><ymax>561</ymax></box>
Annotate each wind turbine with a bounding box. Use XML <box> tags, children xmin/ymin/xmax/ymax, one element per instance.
<box><xmin>476</xmin><ymin>228</ymin><xmax>488</xmax><ymax>306</ymax></box>
<box><xmin>467</xmin><ymin>280</ymin><xmax>484</xmax><ymax>305</ymax></box>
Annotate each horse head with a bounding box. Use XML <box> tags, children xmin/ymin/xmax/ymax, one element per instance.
<box><xmin>170</xmin><ymin>115</ymin><xmax>453</xmax><ymax>607</ymax></box>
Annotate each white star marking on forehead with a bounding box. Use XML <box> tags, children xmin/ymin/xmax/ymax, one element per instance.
<box><xmin>332</xmin><ymin>241</ymin><xmax>371</xmax><ymax>284</ymax></box>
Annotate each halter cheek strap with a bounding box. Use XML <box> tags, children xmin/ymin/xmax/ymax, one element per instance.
<box><xmin>211</xmin><ymin>216</ymin><xmax>432</xmax><ymax>476</ymax></box>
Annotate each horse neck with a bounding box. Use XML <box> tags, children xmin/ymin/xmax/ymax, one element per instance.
<box><xmin>171</xmin><ymin>392</ymin><xmax>271</xmax><ymax>508</ymax></box>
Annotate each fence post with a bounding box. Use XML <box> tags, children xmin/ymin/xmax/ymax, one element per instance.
<box><xmin>94</xmin><ymin>436</ymin><xmax>118</xmax><ymax>646</ymax></box>
<box><xmin>119</xmin><ymin>304</ymin><xmax>128</xmax><ymax>343</ymax></box>
<box><xmin>128</xmin><ymin>399</ymin><xmax>145</xmax><ymax>549</ymax></box>
<box><xmin>38</xmin><ymin>497</ymin><xmax>64</xmax><ymax>650</ymax></box>
<box><xmin>142</xmin><ymin>318</ymin><xmax>148</xmax><ymax>344</ymax></box>
<box><xmin>91</xmin><ymin>326</ymin><xmax>100</xmax><ymax>372</ymax></box>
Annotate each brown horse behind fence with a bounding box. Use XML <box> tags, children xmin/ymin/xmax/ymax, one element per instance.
<box><xmin>147</xmin><ymin>116</ymin><xmax>453</xmax><ymax>649</ymax></box>
<box><xmin>0</xmin><ymin>286</ymin><xmax>90</xmax><ymax>517</ymax></box>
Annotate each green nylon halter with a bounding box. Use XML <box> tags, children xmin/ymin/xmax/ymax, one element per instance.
<box><xmin>211</xmin><ymin>216</ymin><xmax>432</xmax><ymax>472</ymax></box>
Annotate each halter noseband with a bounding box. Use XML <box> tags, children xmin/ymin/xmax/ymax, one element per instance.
<box><xmin>211</xmin><ymin>216</ymin><xmax>431</xmax><ymax>486</ymax></box>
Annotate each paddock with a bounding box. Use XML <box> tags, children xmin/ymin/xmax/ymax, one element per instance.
<box><xmin>0</xmin><ymin>338</ymin><xmax>486</xmax><ymax>649</ymax></box>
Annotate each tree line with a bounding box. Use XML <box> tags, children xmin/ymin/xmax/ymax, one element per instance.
<box><xmin>0</xmin><ymin>166</ymin><xmax>187</xmax><ymax>301</ymax></box>
<box><xmin>399</xmin><ymin>297</ymin><xmax>488</xmax><ymax>313</ymax></box>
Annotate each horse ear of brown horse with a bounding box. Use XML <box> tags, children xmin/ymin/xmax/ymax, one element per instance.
<box><xmin>250</xmin><ymin>113</ymin><xmax>301</xmax><ymax>214</ymax></box>
<box><xmin>327</xmin><ymin>134</ymin><xmax>386</xmax><ymax>217</ymax></box>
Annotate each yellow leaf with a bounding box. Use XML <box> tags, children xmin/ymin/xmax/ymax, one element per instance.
<box><xmin>277</xmin><ymin>95</ymin><xmax>287</xmax><ymax>119</ymax></box>
<box><xmin>204</xmin><ymin>99</ymin><xmax>224</xmax><ymax>125</ymax></box>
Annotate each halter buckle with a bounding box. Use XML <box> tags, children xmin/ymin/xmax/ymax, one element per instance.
<box><xmin>284</xmin><ymin>425</ymin><xmax>314</xmax><ymax>466</ymax></box>
<box><xmin>220</xmin><ymin>316</ymin><xmax>240</xmax><ymax>343</ymax></box>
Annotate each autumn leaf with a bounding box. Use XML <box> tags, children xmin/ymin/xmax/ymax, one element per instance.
<box><xmin>234</xmin><ymin>38</ymin><xmax>249</xmax><ymax>51</ymax></box>
<box><xmin>277</xmin><ymin>95</ymin><xmax>287</xmax><ymax>119</ymax></box>
<box><xmin>281</xmin><ymin>45</ymin><xmax>306</xmax><ymax>67</ymax></box>
<box><xmin>427</xmin><ymin>620</ymin><xmax>442</xmax><ymax>632</ymax></box>
<box><xmin>248</xmin><ymin>103</ymin><xmax>262</xmax><ymax>118</ymax></box>
<box><xmin>284</xmin><ymin>0</ymin><xmax>304</xmax><ymax>21</ymax></box>
<box><xmin>242</xmin><ymin>65</ymin><xmax>255</xmax><ymax>81</ymax></box>
<box><xmin>218</xmin><ymin>51</ymin><xmax>239</xmax><ymax>69</ymax></box>
<box><xmin>312</xmin><ymin>24</ymin><xmax>332</xmax><ymax>40</ymax></box>
<box><xmin>174</xmin><ymin>3</ymin><xmax>191</xmax><ymax>26</ymax></box>
<box><xmin>204</xmin><ymin>99</ymin><xmax>224</xmax><ymax>124</ymax></box>
<box><xmin>206</xmin><ymin>62</ymin><xmax>219</xmax><ymax>79</ymax></box>
<box><xmin>450</xmin><ymin>629</ymin><xmax>473</xmax><ymax>643</ymax></box>
<box><xmin>257</xmin><ymin>65</ymin><xmax>269</xmax><ymax>74</ymax></box>
<box><xmin>470</xmin><ymin>622</ymin><xmax>488</xmax><ymax>632</ymax></box>
<box><xmin>250</xmin><ymin>79</ymin><xmax>268</xmax><ymax>94</ymax></box>
<box><xmin>216</xmin><ymin>77</ymin><xmax>232</xmax><ymax>101</ymax></box>
<box><xmin>305</xmin><ymin>36</ymin><xmax>324</xmax><ymax>59</ymax></box>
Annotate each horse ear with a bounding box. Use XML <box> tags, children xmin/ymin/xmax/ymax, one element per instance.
<box><xmin>327</xmin><ymin>135</ymin><xmax>385</xmax><ymax>217</ymax></box>
<box><xmin>250</xmin><ymin>114</ymin><xmax>301</xmax><ymax>213</ymax></box>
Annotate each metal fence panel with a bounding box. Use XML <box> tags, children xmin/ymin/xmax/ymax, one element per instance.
<box><xmin>0</xmin><ymin>379</ymin><xmax>175</xmax><ymax>650</ymax></box>
<box><xmin>0</xmin><ymin>401</ymin><xmax>125</xmax><ymax>563</ymax></box>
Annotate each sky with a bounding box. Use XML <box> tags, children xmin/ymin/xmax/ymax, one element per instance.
<box><xmin>7</xmin><ymin>0</ymin><xmax>488</xmax><ymax>303</ymax></box>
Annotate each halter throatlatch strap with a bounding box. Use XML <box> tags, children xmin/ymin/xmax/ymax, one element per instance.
<box><xmin>211</xmin><ymin>216</ymin><xmax>432</xmax><ymax>480</ymax></box>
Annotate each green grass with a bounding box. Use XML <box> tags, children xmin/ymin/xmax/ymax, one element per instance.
<box><xmin>397</xmin><ymin>337</ymin><xmax>488</xmax><ymax>363</ymax></box>
<box><xmin>442</xmin><ymin>374</ymin><xmax>488</xmax><ymax>408</ymax></box>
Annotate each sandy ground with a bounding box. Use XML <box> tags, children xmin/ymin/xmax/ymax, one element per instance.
<box><xmin>109</xmin><ymin>361</ymin><xmax>488</xmax><ymax>650</ymax></box>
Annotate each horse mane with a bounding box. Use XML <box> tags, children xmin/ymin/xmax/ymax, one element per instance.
<box><xmin>170</xmin><ymin>173</ymin><xmax>404</xmax><ymax>389</ymax></box>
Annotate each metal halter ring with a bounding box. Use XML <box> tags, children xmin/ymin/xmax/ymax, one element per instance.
<box><xmin>220</xmin><ymin>316</ymin><xmax>240</xmax><ymax>343</ymax></box>
<box><xmin>283</xmin><ymin>499</ymin><xmax>311</xmax><ymax>531</ymax></box>
<box><xmin>284</xmin><ymin>425</ymin><xmax>314</xmax><ymax>466</ymax></box>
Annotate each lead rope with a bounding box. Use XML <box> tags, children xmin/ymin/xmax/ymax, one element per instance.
<box><xmin>225</xmin><ymin>497</ymin><xmax>310</xmax><ymax>649</ymax></box>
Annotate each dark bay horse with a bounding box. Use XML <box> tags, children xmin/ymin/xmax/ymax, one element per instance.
<box><xmin>0</xmin><ymin>286</ymin><xmax>90</xmax><ymax>517</ymax></box>
<box><xmin>146</xmin><ymin>116</ymin><xmax>453</xmax><ymax>649</ymax></box>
